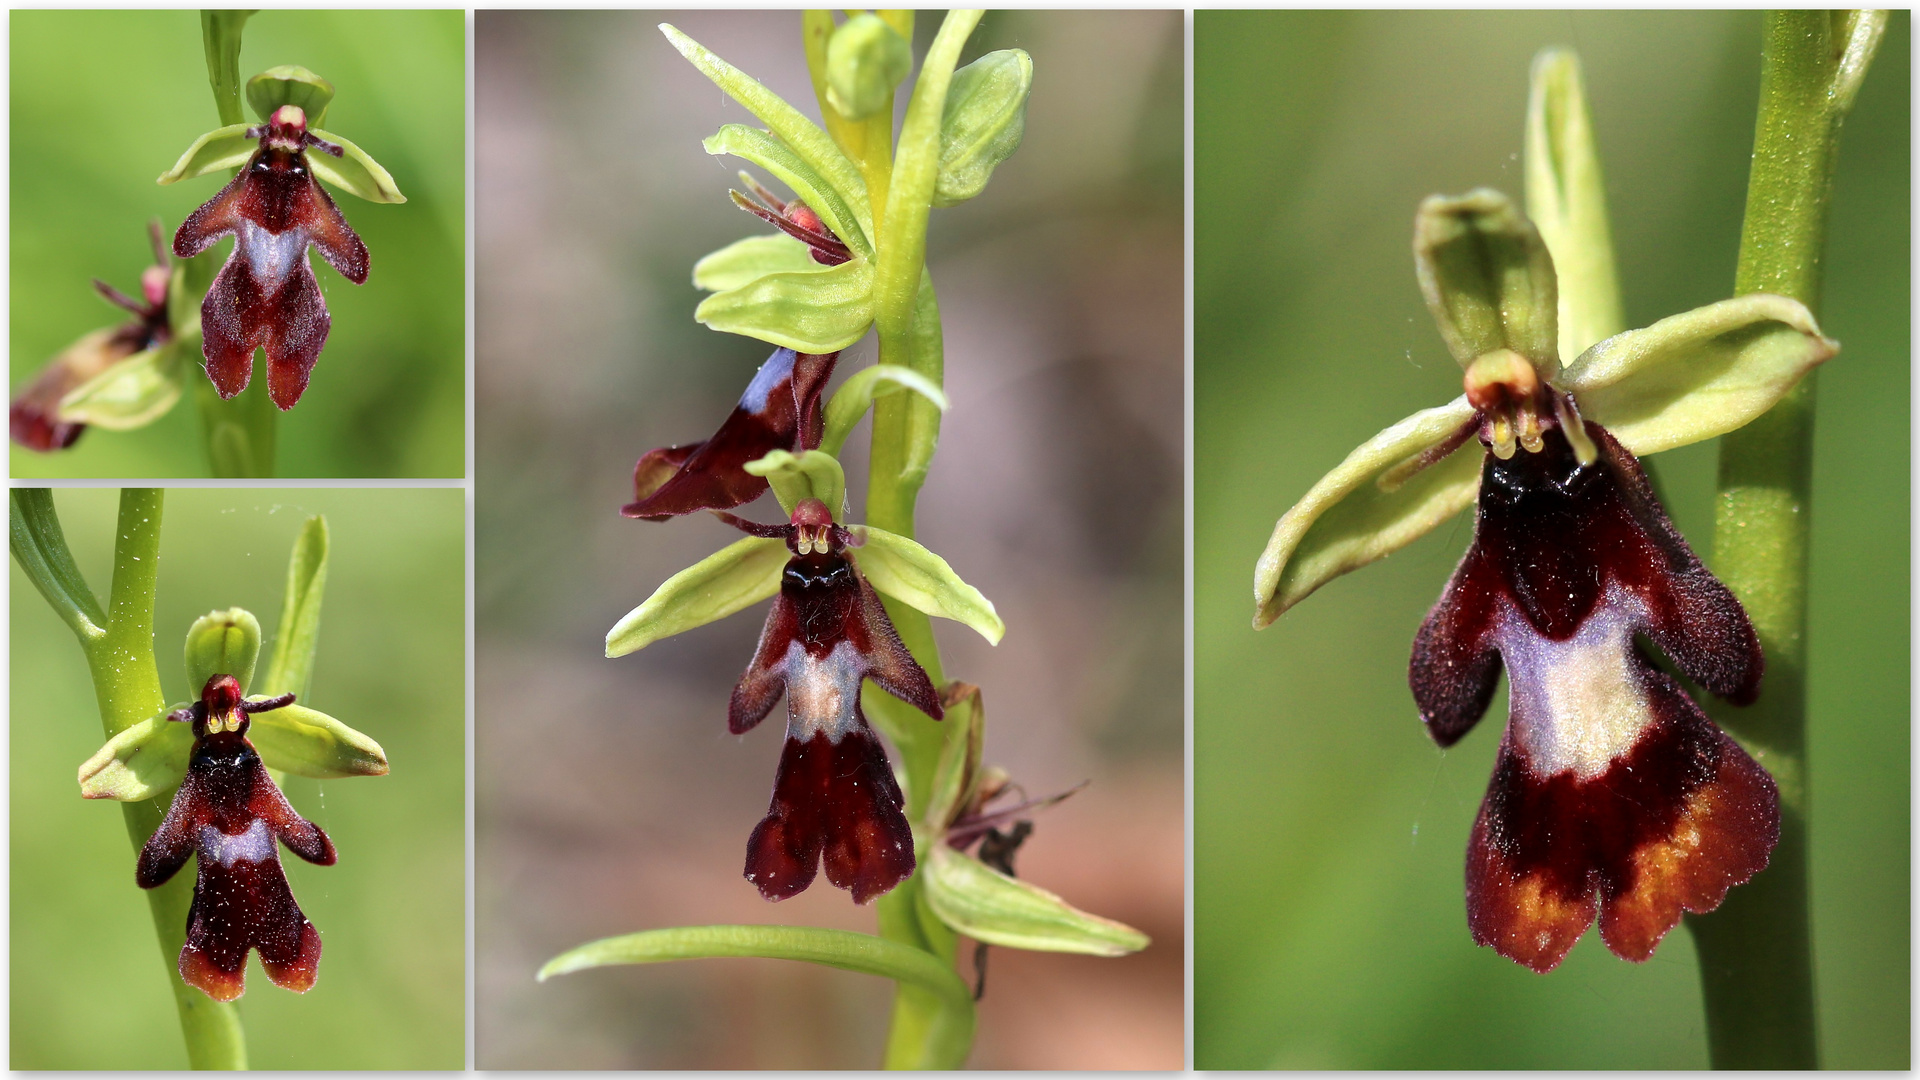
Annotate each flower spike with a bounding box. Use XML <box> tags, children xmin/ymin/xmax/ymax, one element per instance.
<box><xmin>724</xmin><ymin>499</ymin><xmax>942</xmax><ymax>904</ymax></box>
<box><xmin>622</xmin><ymin>348</ymin><xmax>838</xmax><ymax>520</ymax></box>
<box><xmin>173</xmin><ymin>105</ymin><xmax>370</xmax><ymax>410</ymax></box>
<box><xmin>137</xmin><ymin>674</ymin><xmax>336</xmax><ymax>1001</ymax></box>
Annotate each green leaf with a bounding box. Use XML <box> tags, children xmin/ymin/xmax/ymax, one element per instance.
<box><xmin>183</xmin><ymin>607</ymin><xmax>261</xmax><ymax>697</ymax></box>
<box><xmin>703</xmin><ymin>126</ymin><xmax>871</xmax><ymax>257</ymax></box>
<box><xmin>821</xmin><ymin>364</ymin><xmax>949</xmax><ymax>458</ymax></box>
<box><xmin>607</xmin><ymin>536</ymin><xmax>787</xmax><ymax>658</ymax></box>
<box><xmin>744</xmin><ymin>449</ymin><xmax>846</xmax><ymax>519</ymax></box>
<box><xmin>1559</xmin><ymin>293</ymin><xmax>1839</xmax><ymax>457</ymax></box>
<box><xmin>849</xmin><ymin>526</ymin><xmax>1003</xmax><ymax>645</ymax></box>
<box><xmin>933</xmin><ymin>49</ymin><xmax>1032</xmax><ymax>208</ymax></box>
<box><xmin>694</xmin><ymin>257</ymin><xmax>874</xmax><ymax>353</ymax></box>
<box><xmin>246</xmin><ymin>64</ymin><xmax>334</xmax><ymax>126</ymax></box>
<box><xmin>9</xmin><ymin>488</ymin><xmax>106</xmax><ymax>640</ymax></box>
<box><xmin>692</xmin><ymin>233</ymin><xmax>825</xmax><ymax>293</ymax></box>
<box><xmin>155</xmin><ymin>123</ymin><xmax>255</xmax><ymax>185</ymax></box>
<box><xmin>78</xmin><ymin>709</ymin><xmax>193</xmax><ymax>801</ymax></box>
<box><xmin>1255</xmin><ymin>397</ymin><xmax>1483</xmax><ymax>628</ymax></box>
<box><xmin>826</xmin><ymin>13</ymin><xmax>912</xmax><ymax>121</ymax></box>
<box><xmin>260</xmin><ymin>516</ymin><xmax>328</xmax><ymax>700</ymax></box>
<box><xmin>56</xmin><ymin>339</ymin><xmax>190</xmax><ymax>432</ymax></box>
<box><xmin>1526</xmin><ymin>48</ymin><xmax>1624</xmax><ymax>360</ymax></box>
<box><xmin>249</xmin><ymin>703</ymin><xmax>388</xmax><ymax>779</ymax></box>
<box><xmin>308</xmin><ymin>127</ymin><xmax>406</xmax><ymax>204</ymax></box>
<box><xmin>1414</xmin><ymin>189</ymin><xmax>1561</xmax><ymax>377</ymax></box>
<box><xmin>660</xmin><ymin>23</ymin><xmax>873</xmax><ymax>244</ymax></box>
<box><xmin>923</xmin><ymin>845</ymin><xmax>1149</xmax><ymax>956</ymax></box>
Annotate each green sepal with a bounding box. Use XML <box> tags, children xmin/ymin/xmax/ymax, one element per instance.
<box><xmin>184</xmin><ymin>607</ymin><xmax>261</xmax><ymax>697</ymax></box>
<box><xmin>307</xmin><ymin>127</ymin><xmax>406</xmax><ymax>204</ymax></box>
<box><xmin>1559</xmin><ymin>293</ymin><xmax>1838</xmax><ymax>457</ymax></box>
<box><xmin>261</xmin><ymin>515</ymin><xmax>328</xmax><ymax>700</ymax></box>
<box><xmin>694</xmin><ymin>257</ymin><xmax>874</xmax><ymax>353</ymax></box>
<box><xmin>932</xmin><ymin>49</ymin><xmax>1033</xmax><ymax>208</ymax></box>
<box><xmin>156</xmin><ymin>123</ymin><xmax>255</xmax><ymax>185</ymax></box>
<box><xmin>704</xmin><ymin>126</ymin><xmax>870</xmax><ymax>257</ymax></box>
<box><xmin>1525</xmin><ymin>48</ymin><xmax>1624</xmax><ymax>361</ymax></box>
<box><xmin>247</xmin><ymin>64</ymin><xmax>334</xmax><ymax>126</ymax></box>
<box><xmin>660</xmin><ymin>23</ymin><xmax>874</xmax><ymax>245</ymax></box>
<box><xmin>1254</xmin><ymin>397</ymin><xmax>1483</xmax><ymax>627</ymax></box>
<box><xmin>849</xmin><ymin>526</ymin><xmax>1004</xmax><ymax>645</ymax></box>
<box><xmin>56</xmin><ymin>337</ymin><xmax>192</xmax><ymax>432</ymax></box>
<box><xmin>78</xmin><ymin>709</ymin><xmax>193</xmax><ymax>801</ymax></box>
<box><xmin>248</xmin><ymin>703</ymin><xmax>389</xmax><ymax>778</ymax></box>
<box><xmin>826</xmin><ymin>13</ymin><xmax>912</xmax><ymax>121</ymax></box>
<box><xmin>607</xmin><ymin>536</ymin><xmax>787</xmax><ymax>658</ymax></box>
<box><xmin>923</xmin><ymin>844</ymin><xmax>1150</xmax><ymax>956</ymax></box>
<box><xmin>692</xmin><ymin>233</ymin><xmax>825</xmax><ymax>293</ymax></box>
<box><xmin>745</xmin><ymin>449</ymin><xmax>846</xmax><ymax>519</ymax></box>
<box><xmin>821</xmin><ymin>364</ymin><xmax>949</xmax><ymax>457</ymax></box>
<box><xmin>1414</xmin><ymin>189</ymin><xmax>1561</xmax><ymax>378</ymax></box>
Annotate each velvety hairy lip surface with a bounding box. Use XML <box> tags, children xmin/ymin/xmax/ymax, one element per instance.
<box><xmin>622</xmin><ymin>348</ymin><xmax>838</xmax><ymax>520</ymax></box>
<box><xmin>1412</xmin><ymin>421</ymin><xmax>1777</xmax><ymax>972</ymax></box>
<box><xmin>728</xmin><ymin>503</ymin><xmax>942</xmax><ymax>904</ymax></box>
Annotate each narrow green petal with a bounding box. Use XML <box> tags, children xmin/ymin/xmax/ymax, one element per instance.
<box><xmin>1560</xmin><ymin>293</ymin><xmax>1838</xmax><ymax>457</ymax></box>
<box><xmin>704</xmin><ymin>125</ymin><xmax>871</xmax><ymax>257</ymax></box>
<box><xmin>745</xmin><ymin>449</ymin><xmax>846</xmax><ymax>519</ymax></box>
<box><xmin>932</xmin><ymin>49</ymin><xmax>1033</xmax><ymax>208</ymax></box>
<box><xmin>1526</xmin><ymin>48</ymin><xmax>1624</xmax><ymax>360</ymax></box>
<box><xmin>923</xmin><ymin>845</ymin><xmax>1149</xmax><ymax>956</ymax></box>
<box><xmin>307</xmin><ymin>127</ymin><xmax>405</xmax><ymax>203</ymax></box>
<box><xmin>694</xmin><ymin>258</ymin><xmax>874</xmax><ymax>353</ymax></box>
<box><xmin>1255</xmin><ymin>397</ymin><xmax>1483</xmax><ymax>628</ymax></box>
<box><xmin>849</xmin><ymin>526</ymin><xmax>1003</xmax><ymax>644</ymax></box>
<box><xmin>249</xmin><ymin>703</ymin><xmax>388</xmax><ymax>779</ymax></box>
<box><xmin>820</xmin><ymin>364</ymin><xmax>949</xmax><ymax>457</ymax></box>
<box><xmin>660</xmin><ymin>23</ymin><xmax>873</xmax><ymax>243</ymax></box>
<box><xmin>692</xmin><ymin>234</ymin><xmax>824</xmax><ymax>293</ymax></box>
<box><xmin>155</xmin><ymin>123</ymin><xmax>254</xmax><ymax>185</ymax></box>
<box><xmin>607</xmin><ymin>536</ymin><xmax>787</xmax><ymax>657</ymax></box>
<box><xmin>56</xmin><ymin>340</ymin><xmax>189</xmax><ymax>431</ymax></box>
<box><xmin>78</xmin><ymin>711</ymin><xmax>193</xmax><ymax>801</ymax></box>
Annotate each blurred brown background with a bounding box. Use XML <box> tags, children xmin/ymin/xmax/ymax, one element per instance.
<box><xmin>475</xmin><ymin>10</ymin><xmax>1182</xmax><ymax>1069</ymax></box>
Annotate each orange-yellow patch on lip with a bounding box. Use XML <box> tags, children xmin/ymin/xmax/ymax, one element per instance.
<box><xmin>1466</xmin><ymin>818</ymin><xmax>1596</xmax><ymax>973</ymax></box>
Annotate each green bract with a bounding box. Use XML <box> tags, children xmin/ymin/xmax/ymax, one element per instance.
<box><xmin>746</xmin><ymin>449</ymin><xmax>847</xmax><ymax>518</ymax></box>
<box><xmin>821</xmin><ymin>363</ymin><xmax>949</xmax><ymax>456</ymax></box>
<box><xmin>606</xmin><ymin>536</ymin><xmax>787</xmax><ymax>658</ymax></box>
<box><xmin>1525</xmin><ymin>48</ymin><xmax>1624</xmax><ymax>360</ymax></box>
<box><xmin>1414</xmin><ymin>190</ymin><xmax>1560</xmax><ymax>377</ymax></box>
<box><xmin>78</xmin><ymin>699</ymin><xmax>386</xmax><ymax>801</ymax></box>
<box><xmin>923</xmin><ymin>845</ymin><xmax>1150</xmax><ymax>957</ymax></box>
<box><xmin>693</xmin><ymin>234</ymin><xmax>825</xmax><ymax>293</ymax></box>
<box><xmin>933</xmin><ymin>49</ymin><xmax>1033</xmax><ymax>208</ymax></box>
<box><xmin>56</xmin><ymin>334</ymin><xmax>193</xmax><ymax>431</ymax></box>
<box><xmin>848</xmin><ymin>526</ymin><xmax>1004</xmax><ymax>645</ymax></box>
<box><xmin>694</xmin><ymin>258</ymin><xmax>875</xmax><ymax>353</ymax></box>
<box><xmin>184</xmin><ymin>607</ymin><xmax>261</xmax><ymax>696</ymax></box>
<box><xmin>826</xmin><ymin>14</ymin><xmax>912</xmax><ymax>122</ymax></box>
<box><xmin>247</xmin><ymin>64</ymin><xmax>334</xmax><ymax>125</ymax></box>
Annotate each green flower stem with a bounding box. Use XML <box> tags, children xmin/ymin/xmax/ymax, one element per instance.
<box><xmin>1693</xmin><ymin>11</ymin><xmax>1885</xmax><ymax>1071</ymax></box>
<box><xmin>201</xmin><ymin>10</ymin><xmax>250</xmax><ymax>127</ymax></box>
<box><xmin>9</xmin><ymin>489</ymin><xmax>248</xmax><ymax>1068</ymax></box>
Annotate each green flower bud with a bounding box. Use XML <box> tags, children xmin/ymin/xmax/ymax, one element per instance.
<box><xmin>933</xmin><ymin>49</ymin><xmax>1032</xmax><ymax>208</ymax></box>
<box><xmin>184</xmin><ymin>607</ymin><xmax>261</xmax><ymax>697</ymax></box>
<box><xmin>247</xmin><ymin>64</ymin><xmax>336</xmax><ymax>126</ymax></box>
<box><xmin>1413</xmin><ymin>189</ymin><xmax>1560</xmax><ymax>378</ymax></box>
<box><xmin>826</xmin><ymin>13</ymin><xmax>912</xmax><ymax>121</ymax></box>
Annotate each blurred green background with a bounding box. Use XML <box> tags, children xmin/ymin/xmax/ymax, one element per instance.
<box><xmin>1195</xmin><ymin>11</ymin><xmax>1907</xmax><ymax>1070</ymax></box>
<box><xmin>10</xmin><ymin>10</ymin><xmax>465</xmax><ymax>478</ymax></box>
<box><xmin>11</xmin><ymin>488</ymin><xmax>465</xmax><ymax>1068</ymax></box>
<box><xmin>477</xmin><ymin>11</ymin><xmax>1182</xmax><ymax>1069</ymax></box>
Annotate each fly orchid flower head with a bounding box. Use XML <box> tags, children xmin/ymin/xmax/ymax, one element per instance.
<box><xmin>79</xmin><ymin>605</ymin><xmax>388</xmax><ymax>998</ymax></box>
<box><xmin>158</xmin><ymin>65</ymin><xmax>404</xmax><ymax>410</ymax></box>
<box><xmin>11</xmin><ymin>222</ymin><xmax>178</xmax><ymax>452</ymax></box>
<box><xmin>1253</xmin><ymin>53</ymin><xmax>1838</xmax><ymax>973</ymax></box>
<box><xmin>136</xmin><ymin>673</ymin><xmax>336</xmax><ymax>1001</ymax></box>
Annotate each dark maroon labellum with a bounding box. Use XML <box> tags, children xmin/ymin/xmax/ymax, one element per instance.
<box><xmin>173</xmin><ymin>105</ymin><xmax>369</xmax><ymax>411</ymax></box>
<box><xmin>621</xmin><ymin>349</ymin><xmax>838</xmax><ymax>520</ymax></box>
<box><xmin>724</xmin><ymin>499</ymin><xmax>942</xmax><ymax>903</ymax></box>
<box><xmin>1411</xmin><ymin>420</ymin><xmax>1777</xmax><ymax>972</ymax></box>
<box><xmin>137</xmin><ymin>674</ymin><xmax>336</xmax><ymax>1001</ymax></box>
